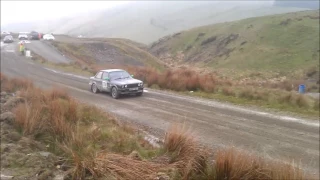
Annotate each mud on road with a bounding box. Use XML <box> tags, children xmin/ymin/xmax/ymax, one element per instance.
<box><xmin>1</xmin><ymin>41</ymin><xmax>319</xmax><ymax>176</ymax></box>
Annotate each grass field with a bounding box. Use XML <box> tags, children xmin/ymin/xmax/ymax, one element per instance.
<box><xmin>149</xmin><ymin>10</ymin><xmax>319</xmax><ymax>79</ymax></box>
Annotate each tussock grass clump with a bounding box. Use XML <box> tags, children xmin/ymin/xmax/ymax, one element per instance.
<box><xmin>13</xmin><ymin>88</ymin><xmax>77</xmax><ymax>141</ymax></box>
<box><xmin>213</xmin><ymin>148</ymin><xmax>269</xmax><ymax>180</ymax></box>
<box><xmin>209</xmin><ymin>147</ymin><xmax>310</xmax><ymax>180</ymax></box>
<box><xmin>164</xmin><ymin>123</ymin><xmax>195</xmax><ymax>154</ymax></box>
<box><xmin>164</xmin><ymin>124</ymin><xmax>209</xmax><ymax>179</ymax></box>
<box><xmin>296</xmin><ymin>94</ymin><xmax>310</xmax><ymax>108</ymax></box>
<box><xmin>278</xmin><ymin>92</ymin><xmax>312</xmax><ymax>108</ymax></box>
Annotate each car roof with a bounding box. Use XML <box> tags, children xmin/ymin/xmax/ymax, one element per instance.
<box><xmin>100</xmin><ymin>69</ymin><xmax>125</xmax><ymax>73</ymax></box>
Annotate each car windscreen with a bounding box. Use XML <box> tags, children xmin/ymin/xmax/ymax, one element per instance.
<box><xmin>109</xmin><ymin>71</ymin><xmax>131</xmax><ymax>80</ymax></box>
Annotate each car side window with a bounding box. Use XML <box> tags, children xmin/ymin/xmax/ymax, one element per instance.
<box><xmin>102</xmin><ymin>72</ymin><xmax>109</xmax><ymax>80</ymax></box>
<box><xmin>95</xmin><ymin>71</ymin><xmax>103</xmax><ymax>79</ymax></box>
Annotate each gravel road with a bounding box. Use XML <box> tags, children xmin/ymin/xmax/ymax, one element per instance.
<box><xmin>1</xmin><ymin>41</ymin><xmax>319</xmax><ymax>175</ymax></box>
<box><xmin>25</xmin><ymin>40</ymin><xmax>71</xmax><ymax>63</ymax></box>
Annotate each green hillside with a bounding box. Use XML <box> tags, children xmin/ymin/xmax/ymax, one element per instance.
<box><xmin>149</xmin><ymin>10</ymin><xmax>319</xmax><ymax>75</ymax></box>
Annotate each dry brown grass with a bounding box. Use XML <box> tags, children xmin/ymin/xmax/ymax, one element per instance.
<box><xmin>210</xmin><ymin>147</ymin><xmax>312</xmax><ymax>180</ymax></box>
<box><xmin>296</xmin><ymin>94</ymin><xmax>310</xmax><ymax>108</ymax></box>
<box><xmin>164</xmin><ymin>123</ymin><xmax>195</xmax><ymax>154</ymax></box>
<box><xmin>1</xmin><ymin>74</ymin><xmax>162</xmax><ymax>179</ymax></box>
<box><xmin>268</xmin><ymin>161</ymin><xmax>307</xmax><ymax>180</ymax></box>
<box><xmin>222</xmin><ymin>87</ymin><xmax>235</xmax><ymax>96</ymax></box>
<box><xmin>93</xmin><ymin>153</ymin><xmax>166</xmax><ymax>180</ymax></box>
<box><xmin>0</xmin><ymin>73</ymin><xmax>33</xmax><ymax>93</ymax></box>
<box><xmin>164</xmin><ymin>124</ymin><xmax>209</xmax><ymax>179</ymax></box>
<box><xmin>13</xmin><ymin>87</ymin><xmax>76</xmax><ymax>141</ymax></box>
<box><xmin>213</xmin><ymin>148</ymin><xmax>270</xmax><ymax>180</ymax></box>
<box><xmin>278</xmin><ymin>92</ymin><xmax>312</xmax><ymax>108</ymax></box>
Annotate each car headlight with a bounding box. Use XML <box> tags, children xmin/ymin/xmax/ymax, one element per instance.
<box><xmin>138</xmin><ymin>83</ymin><xmax>143</xmax><ymax>87</ymax></box>
<box><xmin>121</xmin><ymin>85</ymin><xmax>127</xmax><ymax>88</ymax></box>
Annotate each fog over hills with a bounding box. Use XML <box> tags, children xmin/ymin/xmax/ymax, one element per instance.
<box><xmin>1</xmin><ymin>1</ymin><xmax>313</xmax><ymax>44</ymax></box>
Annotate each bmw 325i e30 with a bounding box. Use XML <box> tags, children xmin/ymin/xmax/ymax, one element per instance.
<box><xmin>89</xmin><ymin>69</ymin><xmax>144</xmax><ymax>99</ymax></box>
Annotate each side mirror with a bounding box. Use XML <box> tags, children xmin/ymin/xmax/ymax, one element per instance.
<box><xmin>104</xmin><ymin>77</ymin><xmax>110</xmax><ymax>81</ymax></box>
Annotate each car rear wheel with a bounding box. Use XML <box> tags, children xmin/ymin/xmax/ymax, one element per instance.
<box><xmin>111</xmin><ymin>87</ymin><xmax>119</xmax><ymax>99</ymax></box>
<box><xmin>91</xmin><ymin>84</ymin><xmax>99</xmax><ymax>94</ymax></box>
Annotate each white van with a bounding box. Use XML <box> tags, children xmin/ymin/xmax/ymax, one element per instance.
<box><xmin>18</xmin><ymin>32</ymin><xmax>29</xmax><ymax>40</ymax></box>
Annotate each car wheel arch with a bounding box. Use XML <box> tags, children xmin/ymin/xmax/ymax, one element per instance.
<box><xmin>111</xmin><ymin>84</ymin><xmax>118</xmax><ymax>90</ymax></box>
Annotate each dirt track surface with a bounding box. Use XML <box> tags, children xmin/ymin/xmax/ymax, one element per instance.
<box><xmin>1</xmin><ymin>42</ymin><xmax>319</xmax><ymax>176</ymax></box>
<box><xmin>25</xmin><ymin>40</ymin><xmax>71</xmax><ymax>63</ymax></box>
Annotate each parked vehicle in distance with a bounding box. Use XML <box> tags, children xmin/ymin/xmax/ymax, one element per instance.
<box><xmin>43</xmin><ymin>34</ymin><xmax>55</xmax><ymax>40</ymax></box>
<box><xmin>89</xmin><ymin>69</ymin><xmax>144</xmax><ymax>99</ymax></box>
<box><xmin>3</xmin><ymin>35</ymin><xmax>14</xmax><ymax>43</ymax></box>
<box><xmin>18</xmin><ymin>32</ymin><xmax>29</xmax><ymax>40</ymax></box>
<box><xmin>29</xmin><ymin>31</ymin><xmax>40</xmax><ymax>40</ymax></box>
<box><xmin>1</xmin><ymin>31</ymin><xmax>11</xmax><ymax>39</ymax></box>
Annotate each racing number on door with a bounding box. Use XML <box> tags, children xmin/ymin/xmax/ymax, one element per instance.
<box><xmin>102</xmin><ymin>81</ymin><xmax>108</xmax><ymax>89</ymax></box>
<box><xmin>102</xmin><ymin>72</ymin><xmax>109</xmax><ymax>90</ymax></box>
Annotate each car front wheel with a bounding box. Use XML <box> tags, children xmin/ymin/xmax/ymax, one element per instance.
<box><xmin>91</xmin><ymin>84</ymin><xmax>99</xmax><ymax>94</ymax></box>
<box><xmin>136</xmin><ymin>92</ymin><xmax>143</xmax><ymax>96</ymax></box>
<box><xmin>111</xmin><ymin>87</ymin><xmax>119</xmax><ymax>99</ymax></box>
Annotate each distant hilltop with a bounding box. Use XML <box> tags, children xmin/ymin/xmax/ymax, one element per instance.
<box><xmin>273</xmin><ymin>0</ymin><xmax>320</xmax><ymax>9</ymax></box>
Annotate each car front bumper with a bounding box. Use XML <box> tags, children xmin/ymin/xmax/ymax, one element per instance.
<box><xmin>118</xmin><ymin>87</ymin><xmax>144</xmax><ymax>94</ymax></box>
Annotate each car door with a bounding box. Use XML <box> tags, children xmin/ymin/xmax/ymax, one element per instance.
<box><xmin>94</xmin><ymin>71</ymin><xmax>103</xmax><ymax>91</ymax></box>
<box><xmin>101</xmin><ymin>72</ymin><xmax>111</xmax><ymax>92</ymax></box>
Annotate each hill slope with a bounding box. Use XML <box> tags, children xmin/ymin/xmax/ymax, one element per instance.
<box><xmin>149</xmin><ymin>10</ymin><xmax>319</xmax><ymax>75</ymax></box>
<box><xmin>273</xmin><ymin>0</ymin><xmax>320</xmax><ymax>9</ymax></box>
<box><xmin>48</xmin><ymin>35</ymin><xmax>165</xmax><ymax>70</ymax></box>
<box><xmin>2</xmin><ymin>1</ymin><xmax>310</xmax><ymax>44</ymax></box>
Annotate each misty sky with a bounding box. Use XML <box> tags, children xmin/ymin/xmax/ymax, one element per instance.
<box><xmin>0</xmin><ymin>1</ymin><xmax>130</xmax><ymax>26</ymax></box>
<box><xmin>1</xmin><ymin>0</ymin><xmax>278</xmax><ymax>27</ymax></box>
